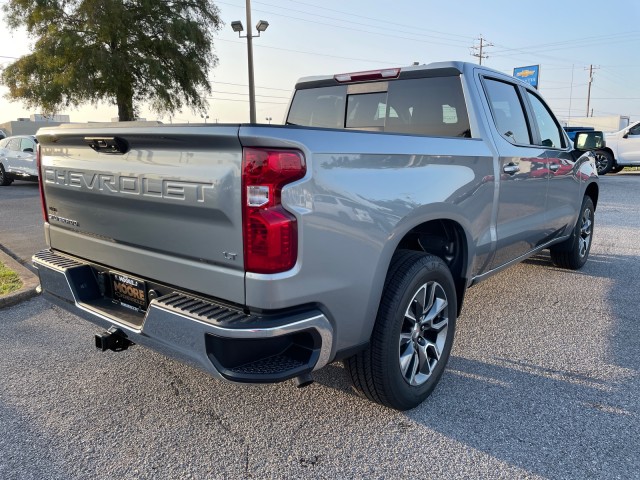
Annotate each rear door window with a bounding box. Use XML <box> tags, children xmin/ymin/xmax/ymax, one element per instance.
<box><xmin>483</xmin><ymin>78</ymin><xmax>532</xmax><ymax>145</ymax></box>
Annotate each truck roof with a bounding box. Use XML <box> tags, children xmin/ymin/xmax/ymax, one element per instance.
<box><xmin>295</xmin><ymin>61</ymin><xmax>527</xmax><ymax>90</ymax></box>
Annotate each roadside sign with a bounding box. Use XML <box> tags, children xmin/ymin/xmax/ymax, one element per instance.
<box><xmin>513</xmin><ymin>65</ymin><xmax>540</xmax><ymax>89</ymax></box>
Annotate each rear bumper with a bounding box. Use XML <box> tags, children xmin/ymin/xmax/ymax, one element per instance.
<box><xmin>32</xmin><ymin>249</ymin><xmax>333</xmax><ymax>383</ymax></box>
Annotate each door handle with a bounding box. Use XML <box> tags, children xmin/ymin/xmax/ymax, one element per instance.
<box><xmin>503</xmin><ymin>163</ymin><xmax>520</xmax><ymax>175</ymax></box>
<box><xmin>549</xmin><ymin>163</ymin><xmax>560</xmax><ymax>171</ymax></box>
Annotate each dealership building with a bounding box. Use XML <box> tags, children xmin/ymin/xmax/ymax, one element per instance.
<box><xmin>0</xmin><ymin>114</ymin><xmax>70</xmax><ymax>138</ymax></box>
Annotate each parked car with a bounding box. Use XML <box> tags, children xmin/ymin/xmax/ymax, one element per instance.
<box><xmin>595</xmin><ymin>121</ymin><xmax>640</xmax><ymax>175</ymax></box>
<box><xmin>0</xmin><ymin>135</ymin><xmax>39</xmax><ymax>185</ymax></box>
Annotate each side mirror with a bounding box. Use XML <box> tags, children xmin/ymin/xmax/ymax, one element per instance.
<box><xmin>23</xmin><ymin>147</ymin><xmax>34</xmax><ymax>153</ymax></box>
<box><xmin>574</xmin><ymin>131</ymin><xmax>605</xmax><ymax>151</ymax></box>
<box><xmin>622</xmin><ymin>131</ymin><xmax>629</xmax><ymax>139</ymax></box>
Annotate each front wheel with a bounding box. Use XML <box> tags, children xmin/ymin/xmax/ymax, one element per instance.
<box><xmin>550</xmin><ymin>196</ymin><xmax>594</xmax><ymax>270</ymax></box>
<box><xmin>594</xmin><ymin>150</ymin><xmax>613</xmax><ymax>176</ymax></box>
<box><xmin>345</xmin><ymin>250</ymin><xmax>457</xmax><ymax>410</ymax></box>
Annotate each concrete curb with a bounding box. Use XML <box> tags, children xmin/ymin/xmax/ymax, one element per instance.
<box><xmin>0</xmin><ymin>250</ymin><xmax>40</xmax><ymax>309</ymax></box>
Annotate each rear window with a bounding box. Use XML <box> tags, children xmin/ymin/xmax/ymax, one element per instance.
<box><xmin>287</xmin><ymin>76</ymin><xmax>471</xmax><ymax>138</ymax></box>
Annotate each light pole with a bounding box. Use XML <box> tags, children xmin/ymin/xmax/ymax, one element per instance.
<box><xmin>265</xmin><ymin>116</ymin><xmax>272</xmax><ymax>124</ymax></box>
<box><xmin>231</xmin><ymin>1</ymin><xmax>269</xmax><ymax>124</ymax></box>
<box><xmin>201</xmin><ymin>115</ymin><xmax>209</xmax><ymax>123</ymax></box>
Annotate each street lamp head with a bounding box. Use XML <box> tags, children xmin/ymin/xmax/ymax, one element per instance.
<box><xmin>231</xmin><ymin>21</ymin><xmax>244</xmax><ymax>33</ymax></box>
<box><xmin>256</xmin><ymin>20</ymin><xmax>269</xmax><ymax>32</ymax></box>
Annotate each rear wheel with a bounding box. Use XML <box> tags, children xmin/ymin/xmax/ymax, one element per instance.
<box><xmin>550</xmin><ymin>196</ymin><xmax>594</xmax><ymax>270</ymax></box>
<box><xmin>345</xmin><ymin>250</ymin><xmax>457</xmax><ymax>410</ymax></box>
<box><xmin>610</xmin><ymin>164</ymin><xmax>624</xmax><ymax>174</ymax></box>
<box><xmin>594</xmin><ymin>150</ymin><xmax>613</xmax><ymax>175</ymax></box>
<box><xmin>0</xmin><ymin>164</ymin><xmax>13</xmax><ymax>186</ymax></box>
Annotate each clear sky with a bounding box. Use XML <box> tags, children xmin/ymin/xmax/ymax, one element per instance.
<box><xmin>1</xmin><ymin>0</ymin><xmax>639</xmax><ymax>126</ymax></box>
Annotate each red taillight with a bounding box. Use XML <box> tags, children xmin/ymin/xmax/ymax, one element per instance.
<box><xmin>242</xmin><ymin>148</ymin><xmax>306</xmax><ymax>273</ymax></box>
<box><xmin>334</xmin><ymin>68</ymin><xmax>401</xmax><ymax>83</ymax></box>
<box><xmin>36</xmin><ymin>144</ymin><xmax>48</xmax><ymax>222</ymax></box>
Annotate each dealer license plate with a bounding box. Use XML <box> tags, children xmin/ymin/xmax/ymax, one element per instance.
<box><xmin>110</xmin><ymin>272</ymin><xmax>148</xmax><ymax>312</ymax></box>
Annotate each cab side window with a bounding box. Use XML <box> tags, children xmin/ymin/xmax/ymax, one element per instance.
<box><xmin>629</xmin><ymin>124</ymin><xmax>640</xmax><ymax>136</ymax></box>
<box><xmin>483</xmin><ymin>78</ymin><xmax>531</xmax><ymax>145</ymax></box>
<box><xmin>527</xmin><ymin>92</ymin><xmax>564</xmax><ymax>148</ymax></box>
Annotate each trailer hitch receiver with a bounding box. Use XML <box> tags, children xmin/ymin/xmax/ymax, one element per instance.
<box><xmin>94</xmin><ymin>327</ymin><xmax>134</xmax><ymax>352</ymax></box>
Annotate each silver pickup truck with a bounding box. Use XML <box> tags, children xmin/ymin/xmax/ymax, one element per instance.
<box><xmin>33</xmin><ymin>62</ymin><xmax>600</xmax><ymax>410</ymax></box>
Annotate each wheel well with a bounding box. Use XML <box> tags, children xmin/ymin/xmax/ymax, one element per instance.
<box><xmin>585</xmin><ymin>182</ymin><xmax>599</xmax><ymax>210</ymax></box>
<box><xmin>395</xmin><ymin>219</ymin><xmax>468</xmax><ymax>316</ymax></box>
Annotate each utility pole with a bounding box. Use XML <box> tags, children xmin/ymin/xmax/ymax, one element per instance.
<box><xmin>471</xmin><ymin>35</ymin><xmax>493</xmax><ymax>65</ymax></box>
<box><xmin>585</xmin><ymin>64</ymin><xmax>600</xmax><ymax>117</ymax></box>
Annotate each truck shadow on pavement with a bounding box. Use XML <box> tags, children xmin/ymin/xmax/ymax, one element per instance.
<box><xmin>405</xmin><ymin>352</ymin><xmax>638</xmax><ymax>478</ymax></box>
<box><xmin>312</xmin><ymin>249</ymin><xmax>639</xmax><ymax>477</ymax></box>
<box><xmin>402</xmin><ymin>248</ymin><xmax>638</xmax><ymax>478</ymax></box>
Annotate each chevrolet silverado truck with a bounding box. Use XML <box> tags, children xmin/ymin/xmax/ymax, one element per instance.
<box><xmin>594</xmin><ymin>121</ymin><xmax>640</xmax><ymax>174</ymax></box>
<box><xmin>33</xmin><ymin>62</ymin><xmax>600</xmax><ymax>410</ymax></box>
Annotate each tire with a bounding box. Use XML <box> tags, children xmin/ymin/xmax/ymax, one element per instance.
<box><xmin>549</xmin><ymin>196</ymin><xmax>594</xmax><ymax>270</ymax></box>
<box><xmin>0</xmin><ymin>163</ymin><xmax>13</xmax><ymax>186</ymax></box>
<box><xmin>345</xmin><ymin>250</ymin><xmax>457</xmax><ymax>410</ymax></box>
<box><xmin>610</xmin><ymin>164</ymin><xmax>624</xmax><ymax>174</ymax></box>
<box><xmin>594</xmin><ymin>150</ymin><xmax>613</xmax><ymax>176</ymax></box>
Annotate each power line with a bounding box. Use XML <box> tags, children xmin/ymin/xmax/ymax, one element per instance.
<box><xmin>279</xmin><ymin>0</ymin><xmax>475</xmax><ymax>41</ymax></box>
<box><xmin>215</xmin><ymin>37</ymin><xmax>401</xmax><ymax>66</ymax></box>
<box><xmin>491</xmin><ymin>31</ymin><xmax>640</xmax><ymax>55</ymax></box>
<box><xmin>216</xmin><ymin>1</ymin><xmax>474</xmax><ymax>50</ymax></box>
<box><xmin>250</xmin><ymin>0</ymin><xmax>473</xmax><ymax>45</ymax></box>
<box><xmin>209</xmin><ymin>89</ymin><xmax>290</xmax><ymax>99</ymax></box>
<box><xmin>206</xmin><ymin>97</ymin><xmax>288</xmax><ymax>104</ymax></box>
<box><xmin>211</xmin><ymin>80</ymin><xmax>291</xmax><ymax>92</ymax></box>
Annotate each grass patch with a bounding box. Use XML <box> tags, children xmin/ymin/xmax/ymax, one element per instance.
<box><xmin>0</xmin><ymin>261</ymin><xmax>23</xmax><ymax>296</ymax></box>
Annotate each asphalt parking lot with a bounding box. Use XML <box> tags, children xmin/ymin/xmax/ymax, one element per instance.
<box><xmin>1</xmin><ymin>174</ymin><xmax>639</xmax><ymax>479</ymax></box>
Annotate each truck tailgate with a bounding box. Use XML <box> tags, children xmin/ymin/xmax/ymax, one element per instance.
<box><xmin>36</xmin><ymin>124</ymin><xmax>246</xmax><ymax>305</ymax></box>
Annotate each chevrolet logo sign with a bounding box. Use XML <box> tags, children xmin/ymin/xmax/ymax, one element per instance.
<box><xmin>516</xmin><ymin>69</ymin><xmax>536</xmax><ymax>78</ymax></box>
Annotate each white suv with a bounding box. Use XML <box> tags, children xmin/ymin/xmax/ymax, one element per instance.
<box><xmin>0</xmin><ymin>135</ymin><xmax>39</xmax><ymax>186</ymax></box>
